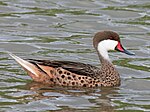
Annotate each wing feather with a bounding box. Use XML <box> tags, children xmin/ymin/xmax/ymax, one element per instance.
<box><xmin>27</xmin><ymin>59</ymin><xmax>99</xmax><ymax>77</ymax></box>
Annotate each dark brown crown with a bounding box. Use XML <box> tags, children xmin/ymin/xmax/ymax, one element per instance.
<box><xmin>93</xmin><ymin>31</ymin><xmax>120</xmax><ymax>49</ymax></box>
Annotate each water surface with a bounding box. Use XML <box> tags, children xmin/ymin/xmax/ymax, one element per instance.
<box><xmin>0</xmin><ymin>0</ymin><xmax>150</xmax><ymax>112</ymax></box>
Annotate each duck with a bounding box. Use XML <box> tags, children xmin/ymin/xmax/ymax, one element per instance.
<box><xmin>9</xmin><ymin>31</ymin><xmax>135</xmax><ymax>87</ymax></box>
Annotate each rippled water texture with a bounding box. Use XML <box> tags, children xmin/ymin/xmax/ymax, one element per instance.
<box><xmin>0</xmin><ymin>0</ymin><xmax>150</xmax><ymax>112</ymax></box>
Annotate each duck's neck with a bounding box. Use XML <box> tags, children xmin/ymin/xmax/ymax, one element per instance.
<box><xmin>97</xmin><ymin>52</ymin><xmax>112</xmax><ymax>66</ymax></box>
<box><xmin>99</xmin><ymin>49</ymin><xmax>110</xmax><ymax>62</ymax></box>
<box><xmin>96</xmin><ymin>48</ymin><xmax>117</xmax><ymax>72</ymax></box>
<box><xmin>97</xmin><ymin>52</ymin><xmax>120</xmax><ymax>86</ymax></box>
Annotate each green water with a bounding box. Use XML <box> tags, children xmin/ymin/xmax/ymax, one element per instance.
<box><xmin>0</xmin><ymin>0</ymin><xmax>150</xmax><ymax>112</ymax></box>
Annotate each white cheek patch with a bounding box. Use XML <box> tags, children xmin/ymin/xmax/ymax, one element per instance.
<box><xmin>98</xmin><ymin>40</ymin><xmax>118</xmax><ymax>51</ymax></box>
<box><xmin>98</xmin><ymin>40</ymin><xmax>118</xmax><ymax>60</ymax></box>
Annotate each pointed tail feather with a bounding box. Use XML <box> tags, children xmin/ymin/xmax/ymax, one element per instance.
<box><xmin>9</xmin><ymin>53</ymin><xmax>39</xmax><ymax>77</ymax></box>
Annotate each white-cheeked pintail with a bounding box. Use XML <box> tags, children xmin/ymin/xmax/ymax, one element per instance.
<box><xmin>9</xmin><ymin>31</ymin><xmax>135</xmax><ymax>87</ymax></box>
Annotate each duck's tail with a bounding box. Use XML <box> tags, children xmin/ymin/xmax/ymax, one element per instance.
<box><xmin>9</xmin><ymin>53</ymin><xmax>39</xmax><ymax>76</ymax></box>
<box><xmin>8</xmin><ymin>53</ymin><xmax>53</xmax><ymax>83</ymax></box>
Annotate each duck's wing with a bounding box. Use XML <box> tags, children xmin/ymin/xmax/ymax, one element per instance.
<box><xmin>9</xmin><ymin>53</ymin><xmax>101</xmax><ymax>86</ymax></box>
<box><xmin>27</xmin><ymin>59</ymin><xmax>99</xmax><ymax>77</ymax></box>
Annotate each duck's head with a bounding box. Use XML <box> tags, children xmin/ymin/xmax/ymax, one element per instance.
<box><xmin>93</xmin><ymin>31</ymin><xmax>135</xmax><ymax>61</ymax></box>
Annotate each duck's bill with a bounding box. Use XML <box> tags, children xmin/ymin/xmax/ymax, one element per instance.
<box><xmin>115</xmin><ymin>42</ymin><xmax>135</xmax><ymax>55</ymax></box>
<box><xmin>122</xmin><ymin>49</ymin><xmax>135</xmax><ymax>55</ymax></box>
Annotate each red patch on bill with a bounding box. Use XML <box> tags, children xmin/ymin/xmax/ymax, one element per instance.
<box><xmin>117</xmin><ymin>42</ymin><xmax>124</xmax><ymax>52</ymax></box>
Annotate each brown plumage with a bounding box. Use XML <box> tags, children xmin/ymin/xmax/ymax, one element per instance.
<box><xmin>9</xmin><ymin>31</ymin><xmax>135</xmax><ymax>87</ymax></box>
